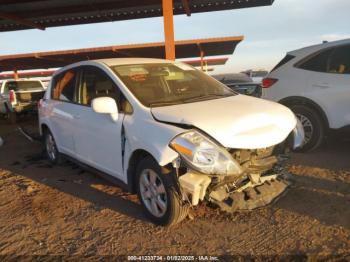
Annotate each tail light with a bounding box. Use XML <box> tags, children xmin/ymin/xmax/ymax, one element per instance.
<box><xmin>9</xmin><ymin>90</ymin><xmax>15</xmax><ymax>103</ymax></box>
<box><xmin>262</xmin><ymin>78</ymin><xmax>278</xmax><ymax>88</ymax></box>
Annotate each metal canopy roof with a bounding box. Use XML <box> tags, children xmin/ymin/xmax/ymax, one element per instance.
<box><xmin>0</xmin><ymin>69</ymin><xmax>55</xmax><ymax>79</ymax></box>
<box><xmin>0</xmin><ymin>36</ymin><xmax>243</xmax><ymax>72</ymax></box>
<box><xmin>0</xmin><ymin>0</ymin><xmax>274</xmax><ymax>32</ymax></box>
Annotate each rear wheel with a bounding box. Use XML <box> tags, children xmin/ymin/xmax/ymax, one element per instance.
<box><xmin>136</xmin><ymin>156</ymin><xmax>189</xmax><ymax>226</ymax></box>
<box><xmin>290</xmin><ymin>104</ymin><xmax>325</xmax><ymax>152</ymax></box>
<box><xmin>44</xmin><ymin>130</ymin><xmax>62</xmax><ymax>164</ymax></box>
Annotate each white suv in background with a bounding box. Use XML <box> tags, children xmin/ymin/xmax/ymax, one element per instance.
<box><xmin>262</xmin><ymin>39</ymin><xmax>350</xmax><ymax>151</ymax></box>
<box><xmin>39</xmin><ymin>58</ymin><xmax>303</xmax><ymax>226</ymax></box>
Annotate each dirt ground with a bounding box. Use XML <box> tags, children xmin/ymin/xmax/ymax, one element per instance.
<box><xmin>0</xmin><ymin>115</ymin><xmax>349</xmax><ymax>260</ymax></box>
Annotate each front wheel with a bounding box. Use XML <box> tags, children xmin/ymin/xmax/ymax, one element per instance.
<box><xmin>136</xmin><ymin>156</ymin><xmax>189</xmax><ymax>226</ymax></box>
<box><xmin>290</xmin><ymin>105</ymin><xmax>325</xmax><ymax>152</ymax></box>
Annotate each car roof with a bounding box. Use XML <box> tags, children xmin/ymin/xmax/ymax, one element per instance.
<box><xmin>52</xmin><ymin>57</ymin><xmax>180</xmax><ymax>77</ymax></box>
<box><xmin>97</xmin><ymin>58</ymin><xmax>174</xmax><ymax>66</ymax></box>
<box><xmin>288</xmin><ymin>38</ymin><xmax>350</xmax><ymax>57</ymax></box>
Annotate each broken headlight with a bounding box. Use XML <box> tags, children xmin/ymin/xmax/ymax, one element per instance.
<box><xmin>170</xmin><ymin>130</ymin><xmax>243</xmax><ymax>176</ymax></box>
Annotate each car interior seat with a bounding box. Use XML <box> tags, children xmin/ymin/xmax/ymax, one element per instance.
<box><xmin>338</xmin><ymin>64</ymin><xmax>346</xmax><ymax>74</ymax></box>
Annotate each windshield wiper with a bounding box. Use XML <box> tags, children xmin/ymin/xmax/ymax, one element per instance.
<box><xmin>149</xmin><ymin>100</ymin><xmax>184</xmax><ymax>107</ymax></box>
<box><xmin>183</xmin><ymin>93</ymin><xmax>233</xmax><ymax>103</ymax></box>
<box><xmin>149</xmin><ymin>94</ymin><xmax>234</xmax><ymax>107</ymax></box>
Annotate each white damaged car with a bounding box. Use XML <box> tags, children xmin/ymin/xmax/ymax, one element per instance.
<box><xmin>39</xmin><ymin>58</ymin><xmax>304</xmax><ymax>226</ymax></box>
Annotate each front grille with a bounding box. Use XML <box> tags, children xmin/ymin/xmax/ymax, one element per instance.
<box><xmin>229</xmin><ymin>146</ymin><xmax>274</xmax><ymax>165</ymax></box>
<box><xmin>229</xmin><ymin>146</ymin><xmax>276</xmax><ymax>174</ymax></box>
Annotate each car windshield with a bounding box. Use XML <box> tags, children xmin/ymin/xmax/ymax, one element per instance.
<box><xmin>4</xmin><ymin>80</ymin><xmax>43</xmax><ymax>92</ymax></box>
<box><xmin>111</xmin><ymin>63</ymin><xmax>236</xmax><ymax>107</ymax></box>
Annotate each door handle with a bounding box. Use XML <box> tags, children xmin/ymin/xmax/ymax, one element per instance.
<box><xmin>313</xmin><ymin>83</ymin><xmax>330</xmax><ymax>89</ymax></box>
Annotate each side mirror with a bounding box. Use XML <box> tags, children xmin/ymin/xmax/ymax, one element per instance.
<box><xmin>91</xmin><ymin>97</ymin><xmax>119</xmax><ymax>121</ymax></box>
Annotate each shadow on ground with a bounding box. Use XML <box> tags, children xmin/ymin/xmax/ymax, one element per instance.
<box><xmin>276</xmin><ymin>174</ymin><xmax>350</xmax><ymax>230</ymax></box>
<box><xmin>0</xmin><ymin>117</ymin><xmax>148</xmax><ymax>223</ymax></box>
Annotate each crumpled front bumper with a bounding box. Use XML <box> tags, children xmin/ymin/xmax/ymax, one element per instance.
<box><xmin>210</xmin><ymin>174</ymin><xmax>291</xmax><ymax>212</ymax></box>
<box><xmin>179</xmin><ymin>171</ymin><xmax>292</xmax><ymax>212</ymax></box>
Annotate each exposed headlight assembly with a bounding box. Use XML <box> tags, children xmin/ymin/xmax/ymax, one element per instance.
<box><xmin>170</xmin><ymin>131</ymin><xmax>243</xmax><ymax>176</ymax></box>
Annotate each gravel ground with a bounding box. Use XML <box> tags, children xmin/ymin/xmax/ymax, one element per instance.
<box><xmin>0</xmin><ymin>116</ymin><xmax>349</xmax><ymax>261</ymax></box>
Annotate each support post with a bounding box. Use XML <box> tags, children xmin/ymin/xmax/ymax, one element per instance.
<box><xmin>162</xmin><ymin>0</ymin><xmax>176</xmax><ymax>60</ymax></box>
<box><xmin>13</xmin><ymin>69</ymin><xmax>19</xmax><ymax>80</ymax></box>
<box><xmin>200</xmin><ymin>50</ymin><xmax>204</xmax><ymax>71</ymax></box>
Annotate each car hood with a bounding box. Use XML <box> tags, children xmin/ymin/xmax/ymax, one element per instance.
<box><xmin>151</xmin><ymin>95</ymin><xmax>297</xmax><ymax>149</ymax></box>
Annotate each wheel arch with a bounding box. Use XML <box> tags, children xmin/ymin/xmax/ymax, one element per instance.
<box><xmin>40</xmin><ymin>123</ymin><xmax>58</xmax><ymax>146</ymax></box>
<box><xmin>40</xmin><ymin>123</ymin><xmax>49</xmax><ymax>137</ymax></box>
<box><xmin>279</xmin><ymin>96</ymin><xmax>329</xmax><ymax>130</ymax></box>
<box><xmin>127</xmin><ymin>149</ymin><xmax>154</xmax><ymax>193</ymax></box>
<box><xmin>126</xmin><ymin>149</ymin><xmax>173</xmax><ymax>193</ymax></box>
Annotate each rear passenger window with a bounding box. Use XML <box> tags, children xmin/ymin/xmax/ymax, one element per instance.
<box><xmin>297</xmin><ymin>48</ymin><xmax>333</xmax><ymax>73</ymax></box>
<box><xmin>328</xmin><ymin>45</ymin><xmax>350</xmax><ymax>75</ymax></box>
<box><xmin>52</xmin><ymin>70</ymin><xmax>77</xmax><ymax>102</ymax></box>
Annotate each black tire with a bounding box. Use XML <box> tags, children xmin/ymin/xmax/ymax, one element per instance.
<box><xmin>290</xmin><ymin>104</ymin><xmax>325</xmax><ymax>152</ymax></box>
<box><xmin>44</xmin><ymin>129</ymin><xmax>62</xmax><ymax>165</ymax></box>
<box><xmin>5</xmin><ymin>105</ymin><xmax>17</xmax><ymax>124</ymax></box>
<box><xmin>136</xmin><ymin>156</ymin><xmax>189</xmax><ymax>226</ymax></box>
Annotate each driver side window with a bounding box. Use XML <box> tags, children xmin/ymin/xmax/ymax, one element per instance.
<box><xmin>78</xmin><ymin>66</ymin><xmax>133</xmax><ymax>113</ymax></box>
<box><xmin>78</xmin><ymin>66</ymin><xmax>119</xmax><ymax>106</ymax></box>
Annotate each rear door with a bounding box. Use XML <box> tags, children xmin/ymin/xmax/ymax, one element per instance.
<box><xmin>304</xmin><ymin>44</ymin><xmax>350</xmax><ymax>128</ymax></box>
<box><xmin>72</xmin><ymin>65</ymin><xmax>125</xmax><ymax>179</ymax></box>
<box><xmin>49</xmin><ymin>69</ymin><xmax>79</xmax><ymax>156</ymax></box>
<box><xmin>321</xmin><ymin>45</ymin><xmax>350</xmax><ymax>128</ymax></box>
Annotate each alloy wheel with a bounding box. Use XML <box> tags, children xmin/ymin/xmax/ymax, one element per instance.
<box><xmin>296</xmin><ymin>113</ymin><xmax>314</xmax><ymax>145</ymax></box>
<box><xmin>139</xmin><ymin>169</ymin><xmax>168</xmax><ymax>218</ymax></box>
<box><xmin>46</xmin><ymin>133</ymin><xmax>57</xmax><ymax>161</ymax></box>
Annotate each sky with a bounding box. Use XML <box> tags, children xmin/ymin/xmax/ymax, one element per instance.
<box><xmin>0</xmin><ymin>0</ymin><xmax>349</xmax><ymax>73</ymax></box>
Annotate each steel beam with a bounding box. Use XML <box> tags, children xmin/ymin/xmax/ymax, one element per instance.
<box><xmin>162</xmin><ymin>0</ymin><xmax>176</xmax><ymax>60</ymax></box>
<box><xmin>13</xmin><ymin>69</ymin><xmax>19</xmax><ymax>80</ymax></box>
<box><xmin>0</xmin><ymin>11</ymin><xmax>45</xmax><ymax>30</ymax></box>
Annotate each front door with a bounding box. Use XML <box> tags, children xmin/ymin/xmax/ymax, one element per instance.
<box><xmin>73</xmin><ymin>66</ymin><xmax>125</xmax><ymax>179</ymax></box>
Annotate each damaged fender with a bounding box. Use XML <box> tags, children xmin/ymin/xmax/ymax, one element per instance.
<box><xmin>122</xmin><ymin>113</ymin><xmax>184</xmax><ymax>180</ymax></box>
